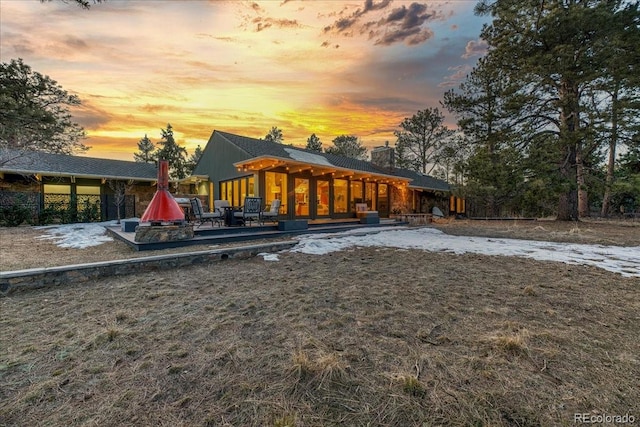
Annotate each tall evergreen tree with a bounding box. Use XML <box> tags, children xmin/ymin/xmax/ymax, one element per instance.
<box><xmin>325</xmin><ymin>135</ymin><xmax>367</xmax><ymax>160</ymax></box>
<box><xmin>473</xmin><ymin>0</ymin><xmax>640</xmax><ymax>220</ymax></box>
<box><xmin>155</xmin><ymin>124</ymin><xmax>188</xmax><ymax>180</ymax></box>
<box><xmin>394</xmin><ymin>140</ymin><xmax>415</xmax><ymax>170</ymax></box>
<box><xmin>595</xmin><ymin>4</ymin><xmax>640</xmax><ymax>216</ymax></box>
<box><xmin>443</xmin><ymin>59</ymin><xmax>527</xmax><ymax>216</ymax></box>
<box><xmin>394</xmin><ymin>107</ymin><xmax>453</xmax><ymax>175</ymax></box>
<box><xmin>133</xmin><ymin>134</ymin><xmax>155</xmax><ymax>163</ymax></box>
<box><xmin>305</xmin><ymin>133</ymin><xmax>322</xmax><ymax>152</ymax></box>
<box><xmin>0</xmin><ymin>58</ymin><xmax>87</xmax><ymax>154</ymax></box>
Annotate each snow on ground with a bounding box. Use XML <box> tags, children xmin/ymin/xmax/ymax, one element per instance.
<box><xmin>35</xmin><ymin>222</ymin><xmax>116</xmax><ymax>249</ymax></box>
<box><xmin>258</xmin><ymin>253</ymin><xmax>280</xmax><ymax>262</ymax></box>
<box><xmin>34</xmin><ymin>223</ymin><xmax>640</xmax><ymax>277</ymax></box>
<box><xmin>291</xmin><ymin>227</ymin><xmax>640</xmax><ymax>278</ymax></box>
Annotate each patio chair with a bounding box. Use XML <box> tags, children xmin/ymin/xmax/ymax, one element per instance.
<box><xmin>261</xmin><ymin>199</ymin><xmax>281</xmax><ymax>224</ymax></box>
<box><xmin>234</xmin><ymin>196</ymin><xmax>262</xmax><ymax>226</ymax></box>
<box><xmin>190</xmin><ymin>197</ymin><xmax>221</xmax><ymax>228</ymax></box>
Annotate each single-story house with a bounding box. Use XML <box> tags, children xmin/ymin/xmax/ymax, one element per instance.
<box><xmin>192</xmin><ymin>130</ymin><xmax>450</xmax><ymax>219</ymax></box>
<box><xmin>0</xmin><ymin>148</ymin><xmax>189</xmax><ymax>223</ymax></box>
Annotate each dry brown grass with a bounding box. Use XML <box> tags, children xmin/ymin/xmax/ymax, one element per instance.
<box><xmin>1</xmin><ymin>220</ymin><xmax>639</xmax><ymax>426</ymax></box>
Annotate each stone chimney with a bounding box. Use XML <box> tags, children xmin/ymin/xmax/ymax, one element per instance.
<box><xmin>370</xmin><ymin>141</ymin><xmax>395</xmax><ymax>171</ymax></box>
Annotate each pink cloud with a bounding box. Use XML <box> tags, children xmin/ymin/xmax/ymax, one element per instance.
<box><xmin>462</xmin><ymin>38</ymin><xmax>488</xmax><ymax>59</ymax></box>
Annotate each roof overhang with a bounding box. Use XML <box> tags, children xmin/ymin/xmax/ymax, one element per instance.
<box><xmin>0</xmin><ymin>167</ymin><xmax>157</xmax><ymax>182</ymax></box>
<box><xmin>234</xmin><ymin>155</ymin><xmax>411</xmax><ymax>186</ymax></box>
<box><xmin>408</xmin><ymin>184</ymin><xmax>450</xmax><ymax>192</ymax></box>
<box><xmin>179</xmin><ymin>174</ymin><xmax>209</xmax><ymax>184</ymax></box>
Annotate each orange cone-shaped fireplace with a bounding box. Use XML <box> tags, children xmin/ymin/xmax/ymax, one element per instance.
<box><xmin>140</xmin><ymin>160</ymin><xmax>185</xmax><ymax>224</ymax></box>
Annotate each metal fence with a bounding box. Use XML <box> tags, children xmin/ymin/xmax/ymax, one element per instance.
<box><xmin>0</xmin><ymin>191</ymin><xmax>136</xmax><ymax>224</ymax></box>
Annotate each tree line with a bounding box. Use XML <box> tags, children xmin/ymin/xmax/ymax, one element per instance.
<box><xmin>442</xmin><ymin>0</ymin><xmax>640</xmax><ymax>220</ymax></box>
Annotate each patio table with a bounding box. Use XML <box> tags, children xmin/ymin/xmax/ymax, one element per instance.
<box><xmin>222</xmin><ymin>206</ymin><xmax>244</xmax><ymax>226</ymax></box>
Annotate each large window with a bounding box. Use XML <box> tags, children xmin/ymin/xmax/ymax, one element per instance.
<box><xmin>350</xmin><ymin>181</ymin><xmax>363</xmax><ymax>212</ymax></box>
<box><xmin>333</xmin><ymin>179</ymin><xmax>348</xmax><ymax>213</ymax></box>
<box><xmin>378</xmin><ymin>183</ymin><xmax>388</xmax><ymax>216</ymax></box>
<box><xmin>220</xmin><ymin>175</ymin><xmax>254</xmax><ymax>206</ymax></box>
<box><xmin>294</xmin><ymin>178</ymin><xmax>309</xmax><ymax>216</ymax></box>
<box><xmin>316</xmin><ymin>180</ymin><xmax>330</xmax><ymax>216</ymax></box>
<box><xmin>365</xmin><ymin>182</ymin><xmax>376</xmax><ymax>210</ymax></box>
<box><xmin>265</xmin><ymin>172</ymin><xmax>287</xmax><ymax>215</ymax></box>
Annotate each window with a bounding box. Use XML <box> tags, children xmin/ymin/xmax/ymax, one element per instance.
<box><xmin>316</xmin><ymin>180</ymin><xmax>330</xmax><ymax>216</ymax></box>
<box><xmin>350</xmin><ymin>181</ymin><xmax>363</xmax><ymax>212</ymax></box>
<box><xmin>44</xmin><ymin>184</ymin><xmax>71</xmax><ymax>195</ymax></box>
<box><xmin>365</xmin><ymin>182</ymin><xmax>376</xmax><ymax>210</ymax></box>
<box><xmin>265</xmin><ymin>172</ymin><xmax>287</xmax><ymax>214</ymax></box>
<box><xmin>220</xmin><ymin>175</ymin><xmax>255</xmax><ymax>206</ymax></box>
<box><xmin>294</xmin><ymin>178</ymin><xmax>309</xmax><ymax>216</ymax></box>
<box><xmin>77</xmin><ymin>185</ymin><xmax>101</xmax><ymax>195</ymax></box>
<box><xmin>378</xmin><ymin>183</ymin><xmax>388</xmax><ymax>215</ymax></box>
<box><xmin>333</xmin><ymin>179</ymin><xmax>348</xmax><ymax>213</ymax></box>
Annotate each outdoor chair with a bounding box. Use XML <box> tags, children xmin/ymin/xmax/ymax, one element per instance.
<box><xmin>190</xmin><ymin>197</ymin><xmax>221</xmax><ymax>228</ymax></box>
<box><xmin>261</xmin><ymin>199</ymin><xmax>281</xmax><ymax>224</ymax></box>
<box><xmin>234</xmin><ymin>196</ymin><xmax>262</xmax><ymax>226</ymax></box>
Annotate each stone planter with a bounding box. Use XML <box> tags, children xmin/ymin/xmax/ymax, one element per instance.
<box><xmin>134</xmin><ymin>223</ymin><xmax>194</xmax><ymax>243</ymax></box>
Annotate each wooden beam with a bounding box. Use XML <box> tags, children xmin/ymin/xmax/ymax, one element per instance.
<box><xmin>312</xmin><ymin>168</ymin><xmax>336</xmax><ymax>176</ymax></box>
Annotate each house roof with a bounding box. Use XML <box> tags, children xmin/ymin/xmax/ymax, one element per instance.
<box><xmin>0</xmin><ymin>148</ymin><xmax>158</xmax><ymax>181</ymax></box>
<box><xmin>215</xmin><ymin>130</ymin><xmax>450</xmax><ymax>192</ymax></box>
<box><xmin>393</xmin><ymin>169</ymin><xmax>451</xmax><ymax>192</ymax></box>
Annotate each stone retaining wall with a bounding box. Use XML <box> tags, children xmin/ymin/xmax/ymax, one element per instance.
<box><xmin>0</xmin><ymin>241</ymin><xmax>297</xmax><ymax>295</ymax></box>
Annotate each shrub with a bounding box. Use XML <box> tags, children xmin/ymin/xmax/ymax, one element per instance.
<box><xmin>0</xmin><ymin>204</ymin><xmax>31</xmax><ymax>227</ymax></box>
<box><xmin>79</xmin><ymin>199</ymin><xmax>101</xmax><ymax>223</ymax></box>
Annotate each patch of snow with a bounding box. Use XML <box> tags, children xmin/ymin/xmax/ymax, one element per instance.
<box><xmin>259</xmin><ymin>252</ymin><xmax>280</xmax><ymax>261</ymax></box>
<box><xmin>35</xmin><ymin>222</ymin><xmax>113</xmax><ymax>249</ymax></box>
<box><xmin>291</xmin><ymin>227</ymin><xmax>640</xmax><ymax>278</ymax></box>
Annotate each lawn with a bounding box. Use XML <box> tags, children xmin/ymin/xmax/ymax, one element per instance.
<box><xmin>1</xmin><ymin>220</ymin><xmax>639</xmax><ymax>426</ymax></box>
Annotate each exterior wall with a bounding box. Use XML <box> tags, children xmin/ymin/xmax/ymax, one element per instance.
<box><xmin>128</xmin><ymin>183</ymin><xmax>156</xmax><ymax>218</ymax></box>
<box><xmin>192</xmin><ymin>132</ymin><xmax>253</xmax><ymax>201</ymax></box>
<box><xmin>0</xmin><ymin>173</ymin><xmax>156</xmax><ymax>222</ymax></box>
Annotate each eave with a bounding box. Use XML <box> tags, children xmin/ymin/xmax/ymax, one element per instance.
<box><xmin>0</xmin><ymin>168</ymin><xmax>157</xmax><ymax>182</ymax></box>
<box><xmin>233</xmin><ymin>155</ymin><xmax>412</xmax><ymax>186</ymax></box>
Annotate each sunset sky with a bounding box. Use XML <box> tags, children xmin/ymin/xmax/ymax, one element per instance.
<box><xmin>0</xmin><ymin>0</ymin><xmax>489</xmax><ymax>161</ymax></box>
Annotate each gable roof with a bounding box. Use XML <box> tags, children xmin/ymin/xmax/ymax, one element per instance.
<box><xmin>214</xmin><ymin>130</ymin><xmax>450</xmax><ymax>192</ymax></box>
<box><xmin>0</xmin><ymin>148</ymin><xmax>158</xmax><ymax>181</ymax></box>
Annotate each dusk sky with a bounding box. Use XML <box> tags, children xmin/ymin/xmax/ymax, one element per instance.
<box><xmin>0</xmin><ymin>0</ymin><xmax>489</xmax><ymax>161</ymax></box>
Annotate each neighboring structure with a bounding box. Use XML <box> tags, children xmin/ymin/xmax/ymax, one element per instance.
<box><xmin>0</xmin><ymin>148</ymin><xmax>171</xmax><ymax>223</ymax></box>
<box><xmin>192</xmin><ymin>130</ymin><xmax>450</xmax><ymax>219</ymax></box>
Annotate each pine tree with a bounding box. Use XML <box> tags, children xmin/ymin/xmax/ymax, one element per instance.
<box><xmin>305</xmin><ymin>134</ymin><xmax>322</xmax><ymax>152</ymax></box>
<box><xmin>133</xmin><ymin>134</ymin><xmax>155</xmax><ymax>163</ymax></box>
<box><xmin>155</xmin><ymin>124</ymin><xmax>188</xmax><ymax>180</ymax></box>
<box><xmin>470</xmin><ymin>0</ymin><xmax>640</xmax><ymax>220</ymax></box>
<box><xmin>394</xmin><ymin>107</ymin><xmax>453</xmax><ymax>175</ymax></box>
<box><xmin>264</xmin><ymin>127</ymin><xmax>283</xmax><ymax>144</ymax></box>
<box><xmin>0</xmin><ymin>59</ymin><xmax>87</xmax><ymax>154</ymax></box>
<box><xmin>325</xmin><ymin>135</ymin><xmax>367</xmax><ymax>160</ymax></box>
